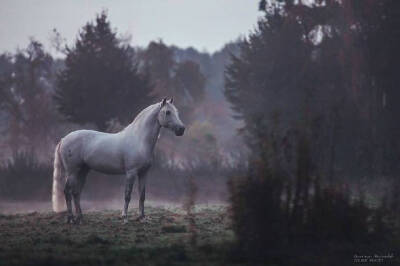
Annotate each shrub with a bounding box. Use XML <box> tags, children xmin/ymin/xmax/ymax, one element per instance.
<box><xmin>229</xmin><ymin>134</ymin><xmax>400</xmax><ymax>265</ymax></box>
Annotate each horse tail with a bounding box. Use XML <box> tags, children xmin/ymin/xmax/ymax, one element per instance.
<box><xmin>52</xmin><ymin>140</ymin><xmax>65</xmax><ymax>212</ymax></box>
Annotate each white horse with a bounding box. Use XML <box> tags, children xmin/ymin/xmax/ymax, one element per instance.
<box><xmin>52</xmin><ymin>98</ymin><xmax>185</xmax><ymax>224</ymax></box>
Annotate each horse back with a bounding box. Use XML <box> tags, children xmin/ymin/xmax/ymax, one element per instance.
<box><xmin>60</xmin><ymin>130</ymin><xmax>125</xmax><ymax>175</ymax></box>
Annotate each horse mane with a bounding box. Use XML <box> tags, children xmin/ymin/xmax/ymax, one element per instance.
<box><xmin>124</xmin><ymin>103</ymin><xmax>161</xmax><ymax>130</ymax></box>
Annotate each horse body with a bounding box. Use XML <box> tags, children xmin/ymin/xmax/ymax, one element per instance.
<box><xmin>60</xmin><ymin>130</ymin><xmax>127</xmax><ymax>175</ymax></box>
<box><xmin>52</xmin><ymin>99</ymin><xmax>184</xmax><ymax>224</ymax></box>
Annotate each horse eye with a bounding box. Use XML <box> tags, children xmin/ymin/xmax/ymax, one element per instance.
<box><xmin>166</xmin><ymin>110</ymin><xmax>171</xmax><ymax>115</ymax></box>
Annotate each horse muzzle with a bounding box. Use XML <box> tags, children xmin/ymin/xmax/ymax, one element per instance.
<box><xmin>175</xmin><ymin>126</ymin><xmax>185</xmax><ymax>136</ymax></box>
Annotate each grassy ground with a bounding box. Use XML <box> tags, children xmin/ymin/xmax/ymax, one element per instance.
<box><xmin>0</xmin><ymin>205</ymin><xmax>237</xmax><ymax>266</ymax></box>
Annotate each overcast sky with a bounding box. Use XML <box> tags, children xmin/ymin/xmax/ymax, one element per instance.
<box><xmin>0</xmin><ymin>0</ymin><xmax>262</xmax><ymax>55</ymax></box>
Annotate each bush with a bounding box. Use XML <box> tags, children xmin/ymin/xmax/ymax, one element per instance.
<box><xmin>0</xmin><ymin>152</ymin><xmax>52</xmax><ymax>201</ymax></box>
<box><xmin>228</xmin><ymin>134</ymin><xmax>400</xmax><ymax>265</ymax></box>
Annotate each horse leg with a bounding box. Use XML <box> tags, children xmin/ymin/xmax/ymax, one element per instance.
<box><xmin>137</xmin><ymin>169</ymin><xmax>148</xmax><ymax>220</ymax></box>
<box><xmin>64</xmin><ymin>177</ymin><xmax>74</xmax><ymax>224</ymax></box>
<box><xmin>122</xmin><ymin>169</ymin><xmax>137</xmax><ymax>224</ymax></box>
<box><xmin>73</xmin><ymin>166</ymin><xmax>89</xmax><ymax>224</ymax></box>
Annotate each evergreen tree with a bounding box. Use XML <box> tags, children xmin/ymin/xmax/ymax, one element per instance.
<box><xmin>224</xmin><ymin>10</ymin><xmax>310</xmax><ymax>153</ymax></box>
<box><xmin>224</xmin><ymin>1</ymin><xmax>372</xmax><ymax>180</ymax></box>
<box><xmin>360</xmin><ymin>0</ymin><xmax>400</xmax><ymax>175</ymax></box>
<box><xmin>55</xmin><ymin>12</ymin><xmax>153</xmax><ymax>130</ymax></box>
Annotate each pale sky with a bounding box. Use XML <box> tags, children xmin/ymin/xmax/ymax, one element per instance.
<box><xmin>0</xmin><ymin>0</ymin><xmax>262</xmax><ymax>55</ymax></box>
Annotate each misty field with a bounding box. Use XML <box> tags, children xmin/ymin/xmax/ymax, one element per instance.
<box><xmin>0</xmin><ymin>204</ymin><xmax>237</xmax><ymax>266</ymax></box>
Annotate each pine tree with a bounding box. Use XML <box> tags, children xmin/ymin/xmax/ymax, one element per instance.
<box><xmin>55</xmin><ymin>11</ymin><xmax>153</xmax><ymax>130</ymax></box>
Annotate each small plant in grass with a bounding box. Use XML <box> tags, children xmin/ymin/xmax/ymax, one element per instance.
<box><xmin>183</xmin><ymin>175</ymin><xmax>198</xmax><ymax>246</ymax></box>
<box><xmin>228</xmin><ymin>132</ymin><xmax>400</xmax><ymax>265</ymax></box>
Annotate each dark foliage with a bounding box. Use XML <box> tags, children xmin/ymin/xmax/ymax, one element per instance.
<box><xmin>226</xmin><ymin>1</ymin><xmax>400</xmax><ymax>264</ymax></box>
<box><xmin>360</xmin><ymin>0</ymin><xmax>400</xmax><ymax>176</ymax></box>
<box><xmin>229</xmin><ymin>133</ymin><xmax>400</xmax><ymax>265</ymax></box>
<box><xmin>54</xmin><ymin>11</ymin><xmax>154</xmax><ymax>130</ymax></box>
<box><xmin>225</xmin><ymin>0</ymin><xmax>400</xmax><ymax>181</ymax></box>
<box><xmin>0</xmin><ymin>152</ymin><xmax>52</xmax><ymax>201</ymax></box>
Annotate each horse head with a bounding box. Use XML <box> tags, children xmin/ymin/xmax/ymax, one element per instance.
<box><xmin>158</xmin><ymin>98</ymin><xmax>185</xmax><ymax>136</ymax></box>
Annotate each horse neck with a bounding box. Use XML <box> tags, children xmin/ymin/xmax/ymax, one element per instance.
<box><xmin>123</xmin><ymin>104</ymin><xmax>161</xmax><ymax>153</ymax></box>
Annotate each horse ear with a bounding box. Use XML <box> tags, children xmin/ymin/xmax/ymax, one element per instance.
<box><xmin>169</xmin><ymin>98</ymin><xmax>173</xmax><ymax>104</ymax></box>
<box><xmin>161</xmin><ymin>98</ymin><xmax>167</xmax><ymax>106</ymax></box>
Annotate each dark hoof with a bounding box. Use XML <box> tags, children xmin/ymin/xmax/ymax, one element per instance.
<box><xmin>74</xmin><ymin>216</ymin><xmax>83</xmax><ymax>225</ymax></box>
<box><xmin>136</xmin><ymin>215</ymin><xmax>145</xmax><ymax>221</ymax></box>
<box><xmin>121</xmin><ymin>213</ymin><xmax>129</xmax><ymax>224</ymax></box>
<box><xmin>67</xmin><ymin>215</ymin><xmax>74</xmax><ymax>224</ymax></box>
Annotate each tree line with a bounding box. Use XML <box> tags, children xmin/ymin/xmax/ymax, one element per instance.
<box><xmin>0</xmin><ymin>11</ymin><xmax>237</xmax><ymax>160</ymax></box>
<box><xmin>226</xmin><ymin>1</ymin><xmax>400</xmax><ymax>264</ymax></box>
<box><xmin>225</xmin><ymin>0</ymin><xmax>400</xmax><ymax>181</ymax></box>
<box><xmin>0</xmin><ymin>11</ymin><xmax>240</xmax><ymax>201</ymax></box>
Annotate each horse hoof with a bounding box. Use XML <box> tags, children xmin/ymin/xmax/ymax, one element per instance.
<box><xmin>74</xmin><ymin>217</ymin><xmax>83</xmax><ymax>225</ymax></box>
<box><xmin>136</xmin><ymin>215</ymin><xmax>145</xmax><ymax>221</ymax></box>
<box><xmin>123</xmin><ymin>218</ymin><xmax>129</xmax><ymax>224</ymax></box>
<box><xmin>67</xmin><ymin>216</ymin><xmax>74</xmax><ymax>224</ymax></box>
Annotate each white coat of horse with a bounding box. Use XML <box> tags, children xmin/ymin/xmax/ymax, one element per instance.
<box><xmin>52</xmin><ymin>98</ymin><xmax>185</xmax><ymax>223</ymax></box>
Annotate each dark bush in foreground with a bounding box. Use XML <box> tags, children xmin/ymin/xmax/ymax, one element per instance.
<box><xmin>229</xmin><ymin>136</ymin><xmax>400</xmax><ymax>265</ymax></box>
<box><xmin>0</xmin><ymin>152</ymin><xmax>52</xmax><ymax>200</ymax></box>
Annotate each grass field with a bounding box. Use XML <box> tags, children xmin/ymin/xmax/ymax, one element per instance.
<box><xmin>0</xmin><ymin>204</ymin><xmax>238</xmax><ymax>266</ymax></box>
